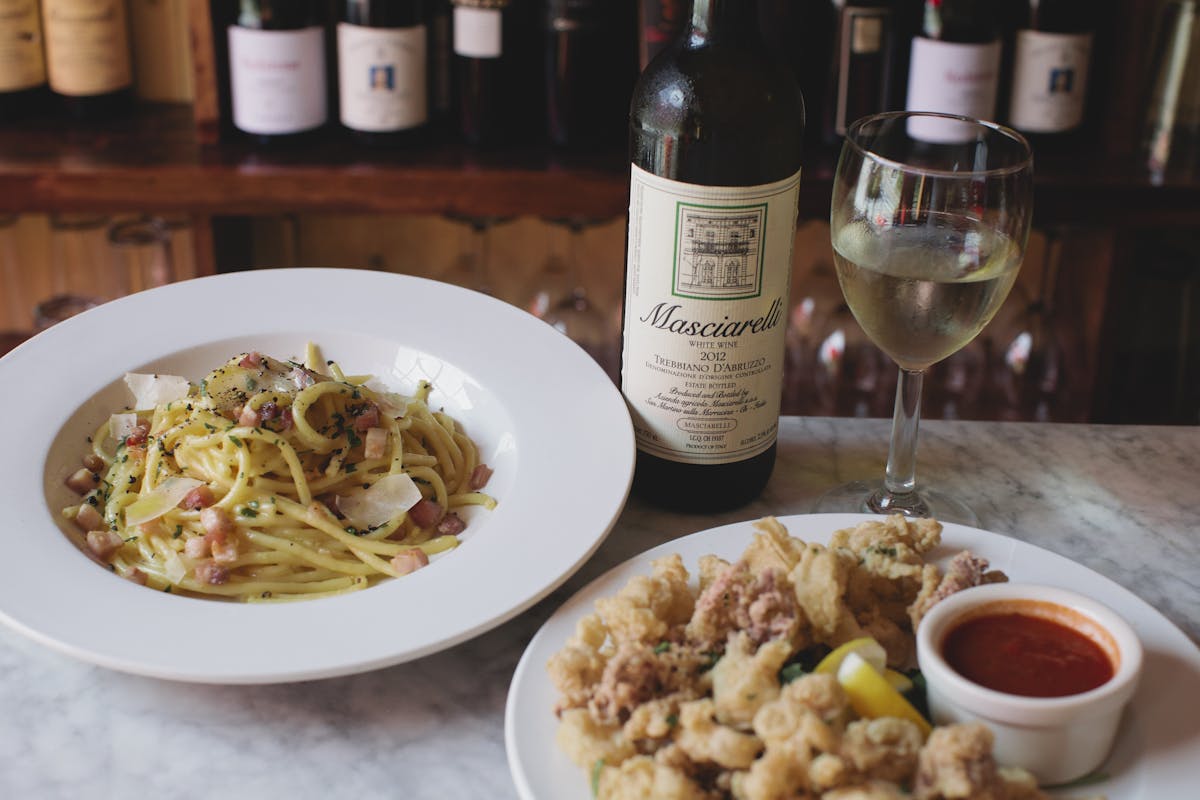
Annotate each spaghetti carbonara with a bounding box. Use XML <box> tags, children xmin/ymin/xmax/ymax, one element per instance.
<box><xmin>61</xmin><ymin>345</ymin><xmax>496</xmax><ymax>602</ymax></box>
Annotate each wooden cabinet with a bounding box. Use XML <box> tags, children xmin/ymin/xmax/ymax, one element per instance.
<box><xmin>0</xmin><ymin>0</ymin><xmax>1193</xmax><ymax>422</ymax></box>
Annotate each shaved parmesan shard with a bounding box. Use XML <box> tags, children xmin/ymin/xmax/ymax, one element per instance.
<box><xmin>124</xmin><ymin>477</ymin><xmax>205</xmax><ymax>526</ymax></box>
<box><xmin>363</xmin><ymin>379</ymin><xmax>410</xmax><ymax>419</ymax></box>
<box><xmin>125</xmin><ymin>373</ymin><xmax>192</xmax><ymax>410</ymax></box>
<box><xmin>109</xmin><ymin>412</ymin><xmax>138</xmax><ymax>442</ymax></box>
<box><xmin>336</xmin><ymin>473</ymin><xmax>422</xmax><ymax>530</ymax></box>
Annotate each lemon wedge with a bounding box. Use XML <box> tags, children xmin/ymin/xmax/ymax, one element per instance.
<box><xmin>837</xmin><ymin>651</ymin><xmax>931</xmax><ymax>737</ymax></box>
<box><xmin>814</xmin><ymin>636</ymin><xmax>889</xmax><ymax>677</ymax></box>
<box><xmin>885</xmin><ymin>668</ymin><xmax>914</xmax><ymax>693</ymax></box>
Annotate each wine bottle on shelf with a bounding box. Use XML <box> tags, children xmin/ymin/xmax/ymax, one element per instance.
<box><xmin>904</xmin><ymin>0</ymin><xmax>1002</xmax><ymax>142</ymax></box>
<box><xmin>636</xmin><ymin>0</ymin><xmax>685</xmax><ymax>70</ymax></box>
<box><xmin>544</xmin><ymin>0</ymin><xmax>636</xmax><ymax>150</ymax></box>
<box><xmin>1006</xmin><ymin>0</ymin><xmax>1093</xmax><ymax>143</ymax></box>
<box><xmin>0</xmin><ymin>0</ymin><xmax>48</xmax><ymax>119</ymax></box>
<box><xmin>338</xmin><ymin>0</ymin><xmax>429</xmax><ymax>146</ymax></box>
<box><xmin>40</xmin><ymin>0</ymin><xmax>134</xmax><ymax>120</ymax></box>
<box><xmin>820</xmin><ymin>0</ymin><xmax>897</xmax><ymax>143</ymax></box>
<box><xmin>451</xmin><ymin>0</ymin><xmax>512</xmax><ymax>146</ymax></box>
<box><xmin>227</xmin><ymin>0</ymin><xmax>328</xmax><ymax>144</ymax></box>
<box><xmin>428</xmin><ymin>0</ymin><xmax>455</xmax><ymax>131</ymax></box>
<box><xmin>620</xmin><ymin>0</ymin><xmax>804</xmax><ymax>511</ymax></box>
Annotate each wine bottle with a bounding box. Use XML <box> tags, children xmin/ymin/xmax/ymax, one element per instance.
<box><xmin>904</xmin><ymin>0</ymin><xmax>1001</xmax><ymax>142</ymax></box>
<box><xmin>1006</xmin><ymin>0</ymin><xmax>1092</xmax><ymax>139</ymax></box>
<box><xmin>621</xmin><ymin>0</ymin><xmax>804</xmax><ymax>511</ymax></box>
<box><xmin>452</xmin><ymin>0</ymin><xmax>510</xmax><ymax>146</ymax></box>
<box><xmin>428</xmin><ymin>0</ymin><xmax>455</xmax><ymax>130</ymax></box>
<box><xmin>0</xmin><ymin>0</ymin><xmax>47</xmax><ymax>118</ymax></box>
<box><xmin>40</xmin><ymin>0</ymin><xmax>134</xmax><ymax>120</ymax></box>
<box><xmin>544</xmin><ymin>0</ymin><xmax>636</xmax><ymax>150</ymax></box>
<box><xmin>821</xmin><ymin>0</ymin><xmax>896</xmax><ymax>143</ymax></box>
<box><xmin>338</xmin><ymin>0</ymin><xmax>429</xmax><ymax>145</ymax></box>
<box><xmin>227</xmin><ymin>0</ymin><xmax>328</xmax><ymax>143</ymax></box>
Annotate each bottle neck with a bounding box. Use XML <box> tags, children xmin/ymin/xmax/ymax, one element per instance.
<box><xmin>687</xmin><ymin>0</ymin><xmax>761</xmax><ymax>46</ymax></box>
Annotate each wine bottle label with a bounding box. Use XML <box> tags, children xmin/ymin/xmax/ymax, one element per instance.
<box><xmin>338</xmin><ymin>22</ymin><xmax>428</xmax><ymax>133</ymax></box>
<box><xmin>454</xmin><ymin>6</ymin><xmax>502</xmax><ymax>59</ymax></box>
<box><xmin>622</xmin><ymin>165</ymin><xmax>801</xmax><ymax>465</ymax></box>
<box><xmin>833</xmin><ymin>6</ymin><xmax>891</xmax><ymax>136</ymax></box>
<box><xmin>228</xmin><ymin>26</ymin><xmax>327</xmax><ymax>136</ymax></box>
<box><xmin>41</xmin><ymin>0</ymin><xmax>131</xmax><ymax>96</ymax></box>
<box><xmin>0</xmin><ymin>0</ymin><xmax>44</xmax><ymax>91</ymax></box>
<box><xmin>1008</xmin><ymin>30</ymin><xmax>1092</xmax><ymax>133</ymax></box>
<box><xmin>905</xmin><ymin>37</ymin><xmax>1001</xmax><ymax>143</ymax></box>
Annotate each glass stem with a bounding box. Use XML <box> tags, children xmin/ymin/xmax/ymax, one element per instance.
<box><xmin>884</xmin><ymin>368</ymin><xmax>924</xmax><ymax>496</ymax></box>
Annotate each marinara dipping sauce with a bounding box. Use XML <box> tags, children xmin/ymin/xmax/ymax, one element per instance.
<box><xmin>942</xmin><ymin>603</ymin><xmax>1115</xmax><ymax>697</ymax></box>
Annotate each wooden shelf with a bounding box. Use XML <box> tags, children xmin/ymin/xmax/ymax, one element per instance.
<box><xmin>2</xmin><ymin>103</ymin><xmax>1197</xmax><ymax>225</ymax></box>
<box><xmin>0</xmin><ymin>104</ymin><xmax>629</xmax><ymax>218</ymax></box>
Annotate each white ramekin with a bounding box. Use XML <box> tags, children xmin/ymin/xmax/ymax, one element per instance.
<box><xmin>916</xmin><ymin>582</ymin><xmax>1143</xmax><ymax>786</ymax></box>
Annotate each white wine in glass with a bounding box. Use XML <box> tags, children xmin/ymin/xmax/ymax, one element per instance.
<box><xmin>815</xmin><ymin>111</ymin><xmax>1033</xmax><ymax>526</ymax></box>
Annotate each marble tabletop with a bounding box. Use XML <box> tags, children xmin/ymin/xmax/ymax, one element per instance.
<box><xmin>2</xmin><ymin>418</ymin><xmax>1197</xmax><ymax>799</ymax></box>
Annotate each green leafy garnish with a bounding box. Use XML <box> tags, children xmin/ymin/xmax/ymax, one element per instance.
<box><xmin>590</xmin><ymin>759</ymin><xmax>604</xmax><ymax>797</ymax></box>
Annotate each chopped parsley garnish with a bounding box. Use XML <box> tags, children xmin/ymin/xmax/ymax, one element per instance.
<box><xmin>779</xmin><ymin>662</ymin><xmax>807</xmax><ymax>684</ymax></box>
<box><xmin>653</xmin><ymin>641</ymin><xmax>670</xmax><ymax>654</ymax></box>
<box><xmin>172</xmin><ymin>525</ymin><xmax>183</xmax><ymax>539</ymax></box>
<box><xmin>590</xmin><ymin>759</ymin><xmax>604</xmax><ymax>797</ymax></box>
<box><xmin>228</xmin><ymin>435</ymin><xmax>243</xmax><ymax>448</ymax></box>
<box><xmin>239</xmin><ymin>507</ymin><xmax>258</xmax><ymax>518</ymax></box>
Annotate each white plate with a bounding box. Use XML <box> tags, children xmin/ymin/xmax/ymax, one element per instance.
<box><xmin>506</xmin><ymin>513</ymin><xmax>1200</xmax><ymax>799</ymax></box>
<box><xmin>0</xmin><ymin>268</ymin><xmax>633</xmax><ymax>684</ymax></box>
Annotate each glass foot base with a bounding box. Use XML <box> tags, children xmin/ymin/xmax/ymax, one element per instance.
<box><xmin>811</xmin><ymin>479</ymin><xmax>980</xmax><ymax>528</ymax></box>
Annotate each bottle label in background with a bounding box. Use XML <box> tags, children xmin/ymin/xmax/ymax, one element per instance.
<box><xmin>1009</xmin><ymin>30</ymin><xmax>1092</xmax><ymax>133</ymax></box>
<box><xmin>834</xmin><ymin>6</ymin><xmax>891</xmax><ymax>136</ymax></box>
<box><xmin>41</xmin><ymin>0</ymin><xmax>131</xmax><ymax>96</ymax></box>
<box><xmin>454</xmin><ymin>6</ymin><xmax>502</xmax><ymax>59</ymax></box>
<box><xmin>622</xmin><ymin>165</ymin><xmax>801</xmax><ymax>466</ymax></box>
<box><xmin>905</xmin><ymin>37</ymin><xmax>1001</xmax><ymax>143</ymax></box>
<box><xmin>338</xmin><ymin>23</ymin><xmax>428</xmax><ymax>133</ymax></box>
<box><xmin>0</xmin><ymin>0</ymin><xmax>45</xmax><ymax>91</ymax></box>
<box><xmin>228</xmin><ymin>26</ymin><xmax>327</xmax><ymax>136</ymax></box>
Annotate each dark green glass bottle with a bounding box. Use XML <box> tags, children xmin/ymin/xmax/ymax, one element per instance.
<box><xmin>620</xmin><ymin>0</ymin><xmax>805</xmax><ymax>512</ymax></box>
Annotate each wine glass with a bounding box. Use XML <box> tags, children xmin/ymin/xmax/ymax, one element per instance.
<box><xmin>527</xmin><ymin>217</ymin><xmax>617</xmax><ymax>380</ymax></box>
<box><xmin>439</xmin><ymin>214</ymin><xmax>512</xmax><ymax>298</ymax></box>
<box><xmin>814</xmin><ymin>111</ymin><xmax>1033</xmax><ymax>526</ymax></box>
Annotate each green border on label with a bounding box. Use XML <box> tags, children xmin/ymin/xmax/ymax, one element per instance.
<box><xmin>671</xmin><ymin>200</ymin><xmax>769</xmax><ymax>301</ymax></box>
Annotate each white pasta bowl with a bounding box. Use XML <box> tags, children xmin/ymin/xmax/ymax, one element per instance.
<box><xmin>916</xmin><ymin>582</ymin><xmax>1143</xmax><ymax>786</ymax></box>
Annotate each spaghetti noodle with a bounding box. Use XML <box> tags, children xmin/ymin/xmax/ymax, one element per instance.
<box><xmin>61</xmin><ymin>345</ymin><xmax>496</xmax><ymax>602</ymax></box>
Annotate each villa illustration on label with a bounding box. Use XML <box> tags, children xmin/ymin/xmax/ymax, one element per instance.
<box><xmin>673</xmin><ymin>202</ymin><xmax>767</xmax><ymax>301</ymax></box>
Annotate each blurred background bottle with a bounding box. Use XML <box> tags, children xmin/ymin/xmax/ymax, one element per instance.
<box><xmin>40</xmin><ymin>0</ymin><xmax>134</xmax><ymax>120</ymax></box>
<box><xmin>453</xmin><ymin>0</ymin><xmax>534</xmax><ymax>146</ymax></box>
<box><xmin>1143</xmin><ymin>0</ymin><xmax>1200</xmax><ymax>182</ymax></box>
<box><xmin>227</xmin><ymin>0</ymin><xmax>329</xmax><ymax>144</ymax></box>
<box><xmin>817</xmin><ymin>0</ymin><xmax>898</xmax><ymax>144</ymax></box>
<box><xmin>338</xmin><ymin>0</ymin><xmax>430</xmax><ymax>146</ymax></box>
<box><xmin>904</xmin><ymin>0</ymin><xmax>1002</xmax><ymax>139</ymax></box>
<box><xmin>428</xmin><ymin>0</ymin><xmax>455</xmax><ymax>131</ymax></box>
<box><xmin>543</xmin><ymin>0</ymin><xmax>636</xmax><ymax>151</ymax></box>
<box><xmin>0</xmin><ymin>0</ymin><xmax>48</xmax><ymax>119</ymax></box>
<box><xmin>1005</xmin><ymin>0</ymin><xmax>1094</xmax><ymax>146</ymax></box>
